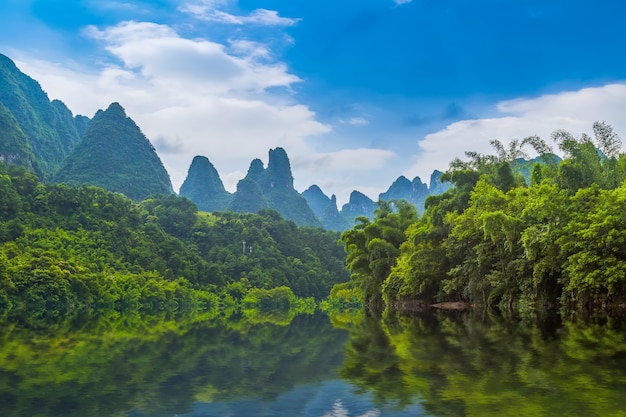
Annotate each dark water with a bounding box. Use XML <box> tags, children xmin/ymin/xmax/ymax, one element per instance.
<box><xmin>1</xmin><ymin>310</ymin><xmax>626</xmax><ymax>417</ymax></box>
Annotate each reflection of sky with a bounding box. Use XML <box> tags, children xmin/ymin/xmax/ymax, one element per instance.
<box><xmin>167</xmin><ymin>380</ymin><xmax>425</xmax><ymax>417</ymax></box>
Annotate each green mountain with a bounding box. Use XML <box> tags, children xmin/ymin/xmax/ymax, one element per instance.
<box><xmin>320</xmin><ymin>194</ymin><xmax>351</xmax><ymax>231</ymax></box>
<box><xmin>302</xmin><ymin>185</ymin><xmax>350</xmax><ymax>231</ymax></box>
<box><xmin>179</xmin><ymin>155</ymin><xmax>232</xmax><ymax>211</ymax></box>
<box><xmin>340</xmin><ymin>190</ymin><xmax>376</xmax><ymax>227</ymax></box>
<box><xmin>0</xmin><ymin>54</ymin><xmax>83</xmax><ymax>178</ymax></box>
<box><xmin>302</xmin><ymin>185</ymin><xmax>330</xmax><ymax>219</ymax></box>
<box><xmin>379</xmin><ymin>175</ymin><xmax>430</xmax><ymax>213</ymax></box>
<box><xmin>230</xmin><ymin>148</ymin><xmax>321</xmax><ymax>227</ymax></box>
<box><xmin>0</xmin><ymin>102</ymin><xmax>36</xmax><ymax>170</ymax></box>
<box><xmin>55</xmin><ymin>102</ymin><xmax>173</xmax><ymax>200</ymax></box>
<box><xmin>428</xmin><ymin>169</ymin><xmax>452</xmax><ymax>195</ymax></box>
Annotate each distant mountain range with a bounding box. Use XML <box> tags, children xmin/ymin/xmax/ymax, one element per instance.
<box><xmin>0</xmin><ymin>52</ymin><xmax>452</xmax><ymax>230</ymax></box>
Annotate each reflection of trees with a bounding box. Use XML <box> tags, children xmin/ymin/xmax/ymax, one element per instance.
<box><xmin>0</xmin><ymin>313</ymin><xmax>348</xmax><ymax>417</ymax></box>
<box><xmin>340</xmin><ymin>311</ymin><xmax>626</xmax><ymax>416</ymax></box>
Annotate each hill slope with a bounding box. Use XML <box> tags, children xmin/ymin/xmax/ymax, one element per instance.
<box><xmin>55</xmin><ymin>102</ymin><xmax>173</xmax><ymax>200</ymax></box>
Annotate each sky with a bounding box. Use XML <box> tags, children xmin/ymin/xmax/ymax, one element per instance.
<box><xmin>1</xmin><ymin>0</ymin><xmax>626</xmax><ymax>205</ymax></box>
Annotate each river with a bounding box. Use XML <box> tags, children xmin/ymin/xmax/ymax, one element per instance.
<box><xmin>1</xmin><ymin>309</ymin><xmax>625</xmax><ymax>416</ymax></box>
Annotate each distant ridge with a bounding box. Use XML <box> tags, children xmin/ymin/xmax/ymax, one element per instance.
<box><xmin>0</xmin><ymin>52</ymin><xmax>460</xmax><ymax>228</ymax></box>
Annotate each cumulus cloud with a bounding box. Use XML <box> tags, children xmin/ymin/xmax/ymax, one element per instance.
<box><xmin>406</xmin><ymin>83</ymin><xmax>626</xmax><ymax>182</ymax></box>
<box><xmin>14</xmin><ymin>20</ymin><xmax>328</xmax><ymax>194</ymax></box>
<box><xmin>85</xmin><ymin>21</ymin><xmax>300</xmax><ymax>94</ymax></box>
<box><xmin>180</xmin><ymin>1</ymin><xmax>301</xmax><ymax>26</ymax></box>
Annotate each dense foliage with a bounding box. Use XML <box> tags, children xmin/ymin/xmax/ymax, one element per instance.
<box><xmin>0</xmin><ymin>162</ymin><xmax>348</xmax><ymax>317</ymax></box>
<box><xmin>340</xmin><ymin>122</ymin><xmax>626</xmax><ymax>310</ymax></box>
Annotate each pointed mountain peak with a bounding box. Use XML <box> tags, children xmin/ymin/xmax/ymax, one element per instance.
<box><xmin>264</xmin><ymin>147</ymin><xmax>294</xmax><ymax>190</ymax></box>
<box><xmin>320</xmin><ymin>193</ymin><xmax>350</xmax><ymax>231</ymax></box>
<box><xmin>348</xmin><ymin>190</ymin><xmax>374</xmax><ymax>205</ymax></box>
<box><xmin>244</xmin><ymin>158</ymin><xmax>265</xmax><ymax>183</ymax></box>
<box><xmin>104</xmin><ymin>102</ymin><xmax>127</xmax><ymax>118</ymax></box>
<box><xmin>340</xmin><ymin>190</ymin><xmax>376</xmax><ymax>225</ymax></box>
<box><xmin>55</xmin><ymin>102</ymin><xmax>172</xmax><ymax>200</ymax></box>
<box><xmin>429</xmin><ymin>169</ymin><xmax>452</xmax><ymax>195</ymax></box>
<box><xmin>180</xmin><ymin>155</ymin><xmax>232</xmax><ymax>212</ymax></box>
<box><xmin>304</xmin><ymin>184</ymin><xmax>325</xmax><ymax>196</ymax></box>
<box><xmin>302</xmin><ymin>184</ymin><xmax>331</xmax><ymax>219</ymax></box>
<box><xmin>380</xmin><ymin>176</ymin><xmax>413</xmax><ymax>202</ymax></box>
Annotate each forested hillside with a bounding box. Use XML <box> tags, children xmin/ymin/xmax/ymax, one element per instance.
<box><xmin>0</xmin><ymin>54</ymin><xmax>83</xmax><ymax>178</ymax></box>
<box><xmin>55</xmin><ymin>103</ymin><xmax>173</xmax><ymax>200</ymax></box>
<box><xmin>0</xmin><ymin>162</ymin><xmax>348</xmax><ymax>317</ymax></box>
<box><xmin>339</xmin><ymin>122</ymin><xmax>626</xmax><ymax>311</ymax></box>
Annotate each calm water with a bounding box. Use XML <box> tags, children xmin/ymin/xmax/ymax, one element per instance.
<box><xmin>1</xmin><ymin>310</ymin><xmax>626</xmax><ymax>416</ymax></box>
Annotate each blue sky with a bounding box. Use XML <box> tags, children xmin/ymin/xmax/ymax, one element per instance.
<box><xmin>2</xmin><ymin>0</ymin><xmax>626</xmax><ymax>204</ymax></box>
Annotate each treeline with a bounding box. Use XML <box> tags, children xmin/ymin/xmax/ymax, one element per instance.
<box><xmin>340</xmin><ymin>122</ymin><xmax>626</xmax><ymax>311</ymax></box>
<box><xmin>0</xmin><ymin>162</ymin><xmax>348</xmax><ymax>317</ymax></box>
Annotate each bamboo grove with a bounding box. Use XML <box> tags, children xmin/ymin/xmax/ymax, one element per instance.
<box><xmin>339</xmin><ymin>122</ymin><xmax>626</xmax><ymax>311</ymax></box>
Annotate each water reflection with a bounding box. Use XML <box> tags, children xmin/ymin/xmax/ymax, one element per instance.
<box><xmin>340</xmin><ymin>310</ymin><xmax>626</xmax><ymax>416</ymax></box>
<box><xmin>2</xmin><ymin>309</ymin><xmax>626</xmax><ymax>416</ymax></box>
<box><xmin>0</xmin><ymin>313</ymin><xmax>352</xmax><ymax>417</ymax></box>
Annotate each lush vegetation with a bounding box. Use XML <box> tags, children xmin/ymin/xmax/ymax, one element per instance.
<box><xmin>340</xmin><ymin>122</ymin><xmax>626</xmax><ymax>311</ymax></box>
<box><xmin>0</xmin><ymin>161</ymin><xmax>349</xmax><ymax>318</ymax></box>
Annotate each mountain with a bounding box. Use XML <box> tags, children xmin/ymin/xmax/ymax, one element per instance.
<box><xmin>340</xmin><ymin>191</ymin><xmax>376</xmax><ymax>227</ymax></box>
<box><xmin>55</xmin><ymin>102</ymin><xmax>173</xmax><ymax>200</ymax></box>
<box><xmin>302</xmin><ymin>185</ymin><xmax>331</xmax><ymax>219</ymax></box>
<box><xmin>0</xmin><ymin>54</ymin><xmax>83</xmax><ymax>178</ymax></box>
<box><xmin>379</xmin><ymin>175</ymin><xmax>430</xmax><ymax>212</ymax></box>
<box><xmin>179</xmin><ymin>155</ymin><xmax>232</xmax><ymax>211</ymax></box>
<box><xmin>0</xmin><ymin>102</ymin><xmax>36</xmax><ymax>170</ymax></box>
<box><xmin>429</xmin><ymin>170</ymin><xmax>452</xmax><ymax>195</ymax></box>
<box><xmin>230</xmin><ymin>148</ymin><xmax>320</xmax><ymax>227</ymax></box>
<box><xmin>320</xmin><ymin>195</ymin><xmax>351</xmax><ymax>231</ymax></box>
<box><xmin>229</xmin><ymin>177</ymin><xmax>269</xmax><ymax>213</ymax></box>
<box><xmin>302</xmin><ymin>186</ymin><xmax>351</xmax><ymax>231</ymax></box>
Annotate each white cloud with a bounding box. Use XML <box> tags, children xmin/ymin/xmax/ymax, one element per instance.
<box><xmin>180</xmin><ymin>1</ymin><xmax>301</xmax><ymax>26</ymax></box>
<box><xmin>407</xmin><ymin>83</ymin><xmax>626</xmax><ymax>182</ymax></box>
<box><xmin>13</xmin><ymin>20</ymin><xmax>329</xmax><ymax>195</ymax></box>
<box><xmin>340</xmin><ymin>117</ymin><xmax>369</xmax><ymax>126</ymax></box>
<box><xmin>393</xmin><ymin>0</ymin><xmax>413</xmax><ymax>5</ymax></box>
<box><xmin>85</xmin><ymin>21</ymin><xmax>300</xmax><ymax>94</ymax></box>
<box><xmin>228</xmin><ymin>39</ymin><xmax>271</xmax><ymax>59</ymax></box>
